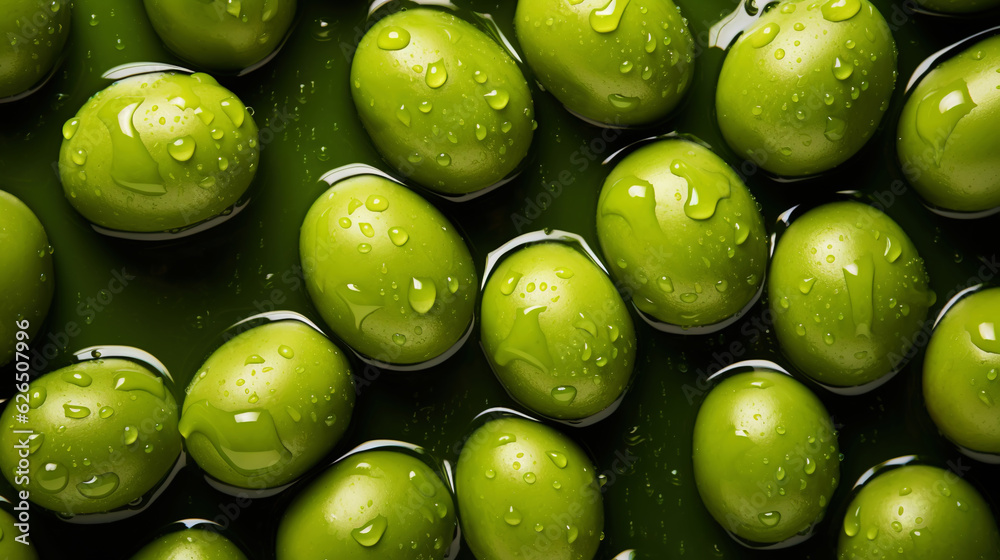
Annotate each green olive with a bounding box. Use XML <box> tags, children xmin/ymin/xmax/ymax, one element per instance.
<box><xmin>0</xmin><ymin>508</ymin><xmax>38</xmax><ymax>559</ymax></box>
<box><xmin>130</xmin><ymin>528</ymin><xmax>247</xmax><ymax>560</ymax></box>
<box><xmin>693</xmin><ymin>369</ymin><xmax>840</xmax><ymax>544</ymax></box>
<box><xmin>180</xmin><ymin>321</ymin><xmax>355</xmax><ymax>489</ymax></box>
<box><xmin>456</xmin><ymin>417</ymin><xmax>604</xmax><ymax>560</ymax></box>
<box><xmin>350</xmin><ymin>9</ymin><xmax>535</xmax><ymax>195</ymax></box>
<box><xmin>923</xmin><ymin>288</ymin><xmax>1000</xmax><ymax>455</ymax></box>
<box><xmin>716</xmin><ymin>0</ymin><xmax>897</xmax><ymax>176</ymax></box>
<box><xmin>837</xmin><ymin>464</ymin><xmax>1000</xmax><ymax>559</ymax></box>
<box><xmin>144</xmin><ymin>0</ymin><xmax>296</xmax><ymax>72</ymax></box>
<box><xmin>59</xmin><ymin>72</ymin><xmax>259</xmax><ymax>232</ymax></box>
<box><xmin>276</xmin><ymin>449</ymin><xmax>456</xmax><ymax>560</ymax></box>
<box><xmin>914</xmin><ymin>0</ymin><xmax>1000</xmax><ymax>12</ymax></box>
<box><xmin>595</xmin><ymin>139</ymin><xmax>767</xmax><ymax>328</ymax></box>
<box><xmin>0</xmin><ymin>359</ymin><xmax>182</xmax><ymax>515</ymax></box>
<box><xmin>0</xmin><ymin>0</ymin><xmax>70</xmax><ymax>100</ymax></box>
<box><xmin>898</xmin><ymin>34</ymin><xmax>1000</xmax><ymax>213</ymax></box>
<box><xmin>0</xmin><ymin>190</ymin><xmax>53</xmax><ymax>367</ymax></box>
<box><xmin>769</xmin><ymin>201</ymin><xmax>934</xmax><ymax>388</ymax></box>
<box><xmin>480</xmin><ymin>242</ymin><xmax>636</xmax><ymax>421</ymax></box>
<box><xmin>300</xmin><ymin>174</ymin><xmax>477</xmax><ymax>365</ymax></box>
<box><xmin>514</xmin><ymin>0</ymin><xmax>694</xmax><ymax>126</ymax></box>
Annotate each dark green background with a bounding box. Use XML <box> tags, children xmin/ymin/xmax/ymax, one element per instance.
<box><xmin>1</xmin><ymin>0</ymin><xmax>998</xmax><ymax>558</ymax></box>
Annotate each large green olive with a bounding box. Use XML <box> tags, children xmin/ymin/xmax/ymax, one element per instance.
<box><xmin>59</xmin><ymin>72</ymin><xmax>259</xmax><ymax>232</ymax></box>
<box><xmin>180</xmin><ymin>321</ymin><xmax>355</xmax><ymax>489</ymax></box>
<box><xmin>276</xmin><ymin>449</ymin><xmax>456</xmax><ymax>560</ymax></box>
<box><xmin>480</xmin><ymin>242</ymin><xmax>636</xmax><ymax>421</ymax></box>
<box><xmin>514</xmin><ymin>0</ymin><xmax>694</xmax><ymax>126</ymax></box>
<box><xmin>0</xmin><ymin>359</ymin><xmax>182</xmax><ymax>514</ymax></box>
<box><xmin>837</xmin><ymin>465</ymin><xmax>1000</xmax><ymax>559</ymax></box>
<box><xmin>716</xmin><ymin>0</ymin><xmax>897</xmax><ymax>176</ymax></box>
<box><xmin>898</xmin><ymin>34</ymin><xmax>1000</xmax><ymax>213</ymax></box>
<box><xmin>350</xmin><ymin>9</ymin><xmax>534</xmax><ymax>195</ymax></box>
<box><xmin>130</xmin><ymin>528</ymin><xmax>247</xmax><ymax>560</ymax></box>
<box><xmin>300</xmin><ymin>174</ymin><xmax>477</xmax><ymax>365</ymax></box>
<box><xmin>456</xmin><ymin>417</ymin><xmax>604</xmax><ymax>560</ymax></box>
<box><xmin>923</xmin><ymin>288</ymin><xmax>1000</xmax><ymax>455</ymax></box>
<box><xmin>769</xmin><ymin>201</ymin><xmax>934</xmax><ymax>388</ymax></box>
<box><xmin>0</xmin><ymin>0</ymin><xmax>70</xmax><ymax>100</ymax></box>
<box><xmin>0</xmin><ymin>190</ymin><xmax>53</xmax><ymax>367</ymax></box>
<box><xmin>0</xmin><ymin>508</ymin><xmax>39</xmax><ymax>559</ymax></box>
<box><xmin>144</xmin><ymin>0</ymin><xmax>296</xmax><ymax>72</ymax></box>
<box><xmin>693</xmin><ymin>370</ymin><xmax>840</xmax><ymax>544</ymax></box>
<box><xmin>595</xmin><ymin>139</ymin><xmax>767</xmax><ymax>328</ymax></box>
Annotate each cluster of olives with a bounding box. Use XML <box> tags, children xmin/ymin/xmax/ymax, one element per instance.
<box><xmin>2</xmin><ymin>0</ymin><xmax>1000</xmax><ymax>558</ymax></box>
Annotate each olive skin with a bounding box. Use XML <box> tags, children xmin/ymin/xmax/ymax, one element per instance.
<box><xmin>915</xmin><ymin>0</ymin><xmax>1000</xmax><ymax>12</ymax></box>
<box><xmin>514</xmin><ymin>0</ymin><xmax>694</xmax><ymax>127</ymax></box>
<box><xmin>0</xmin><ymin>359</ymin><xmax>182</xmax><ymax>515</ymax></box>
<box><xmin>130</xmin><ymin>528</ymin><xmax>247</xmax><ymax>560</ymax></box>
<box><xmin>595</xmin><ymin>139</ymin><xmax>767</xmax><ymax>328</ymax></box>
<box><xmin>0</xmin><ymin>508</ymin><xmax>39</xmax><ymax>559</ymax></box>
<box><xmin>59</xmin><ymin>72</ymin><xmax>259</xmax><ymax>232</ymax></box>
<box><xmin>0</xmin><ymin>190</ymin><xmax>53</xmax><ymax>367</ymax></box>
<box><xmin>769</xmin><ymin>201</ymin><xmax>934</xmax><ymax>387</ymax></box>
<box><xmin>276</xmin><ymin>450</ymin><xmax>456</xmax><ymax>560</ymax></box>
<box><xmin>898</xmin><ymin>34</ymin><xmax>1000</xmax><ymax>213</ymax></box>
<box><xmin>180</xmin><ymin>321</ymin><xmax>355</xmax><ymax>489</ymax></box>
<box><xmin>481</xmin><ymin>242</ymin><xmax>636</xmax><ymax>420</ymax></box>
<box><xmin>456</xmin><ymin>417</ymin><xmax>604</xmax><ymax>560</ymax></box>
<box><xmin>300</xmin><ymin>175</ymin><xmax>477</xmax><ymax>365</ymax></box>
<box><xmin>923</xmin><ymin>288</ymin><xmax>1000</xmax><ymax>454</ymax></box>
<box><xmin>693</xmin><ymin>370</ymin><xmax>840</xmax><ymax>544</ymax></box>
<box><xmin>716</xmin><ymin>0</ymin><xmax>897</xmax><ymax>177</ymax></box>
<box><xmin>350</xmin><ymin>9</ymin><xmax>534</xmax><ymax>195</ymax></box>
<box><xmin>837</xmin><ymin>465</ymin><xmax>1000</xmax><ymax>559</ymax></box>
<box><xmin>0</xmin><ymin>0</ymin><xmax>71</xmax><ymax>100</ymax></box>
<box><xmin>144</xmin><ymin>0</ymin><xmax>296</xmax><ymax>72</ymax></box>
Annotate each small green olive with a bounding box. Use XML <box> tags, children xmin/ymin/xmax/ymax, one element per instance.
<box><xmin>693</xmin><ymin>370</ymin><xmax>840</xmax><ymax>544</ymax></box>
<box><xmin>514</xmin><ymin>0</ymin><xmax>694</xmax><ymax>126</ymax></box>
<box><xmin>837</xmin><ymin>465</ymin><xmax>1000</xmax><ymax>559</ymax></box>
<box><xmin>923</xmin><ymin>288</ymin><xmax>1000</xmax><ymax>454</ymax></box>
<box><xmin>0</xmin><ymin>0</ymin><xmax>71</xmax><ymax>99</ymax></box>
<box><xmin>0</xmin><ymin>359</ymin><xmax>182</xmax><ymax>514</ymax></box>
<box><xmin>898</xmin><ymin>34</ymin><xmax>1000</xmax><ymax>213</ymax></box>
<box><xmin>456</xmin><ymin>417</ymin><xmax>604</xmax><ymax>560</ymax></box>
<box><xmin>769</xmin><ymin>201</ymin><xmax>934</xmax><ymax>387</ymax></box>
<box><xmin>276</xmin><ymin>450</ymin><xmax>456</xmax><ymax>560</ymax></box>
<box><xmin>480</xmin><ymin>242</ymin><xmax>636</xmax><ymax>420</ymax></box>
<box><xmin>350</xmin><ymin>9</ymin><xmax>534</xmax><ymax>195</ymax></box>
<box><xmin>717</xmin><ymin>0</ymin><xmax>897</xmax><ymax>176</ymax></box>
<box><xmin>180</xmin><ymin>321</ymin><xmax>355</xmax><ymax>489</ymax></box>
<box><xmin>130</xmin><ymin>528</ymin><xmax>247</xmax><ymax>560</ymax></box>
<box><xmin>144</xmin><ymin>0</ymin><xmax>296</xmax><ymax>72</ymax></box>
<box><xmin>595</xmin><ymin>139</ymin><xmax>768</xmax><ymax>328</ymax></box>
<box><xmin>0</xmin><ymin>190</ymin><xmax>54</xmax><ymax>367</ymax></box>
<box><xmin>0</xmin><ymin>508</ymin><xmax>39</xmax><ymax>559</ymax></box>
<box><xmin>300</xmin><ymin>174</ymin><xmax>477</xmax><ymax>365</ymax></box>
<box><xmin>59</xmin><ymin>72</ymin><xmax>259</xmax><ymax>232</ymax></box>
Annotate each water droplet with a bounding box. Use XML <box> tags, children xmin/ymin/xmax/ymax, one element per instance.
<box><xmin>388</xmin><ymin>227</ymin><xmax>409</xmax><ymax>246</ymax></box>
<box><xmin>62</xmin><ymin>118</ymin><xmax>79</xmax><ymax>140</ymax></box>
<box><xmin>123</xmin><ymin>425</ymin><xmax>139</xmax><ymax>445</ymax></box>
<box><xmin>658</xmin><ymin>276</ymin><xmax>674</xmax><ymax>293</ymax></box>
<box><xmin>377</xmin><ymin>26</ymin><xmax>410</xmax><ymax>50</ymax></box>
<box><xmin>590</xmin><ymin>0</ymin><xmax>630</xmax><ymax>33</ymax></box>
<box><xmin>503</xmin><ymin>506</ymin><xmax>523</xmax><ymax>526</ymax></box>
<box><xmin>916</xmin><ymin>79</ymin><xmax>976</xmax><ymax>166</ymax></box>
<box><xmin>177</xmin><ymin>401</ymin><xmax>292</xmax><ymax>475</ymax></box>
<box><xmin>495</xmin><ymin>305</ymin><xmax>553</xmax><ymax>372</ymax></box>
<box><xmin>36</xmin><ymin>463</ymin><xmax>69</xmax><ymax>493</ymax></box>
<box><xmin>774</xmin><ymin>48</ymin><xmax>785</xmax><ymax>60</ymax></box>
<box><xmin>825</xmin><ymin>116</ymin><xmax>847</xmax><ymax>141</ymax></box>
<box><xmin>749</xmin><ymin>23</ymin><xmax>780</xmax><ymax>48</ymax></box>
<box><xmin>426</xmin><ymin>58</ymin><xmax>448</xmax><ymax>88</ymax></box>
<box><xmin>833</xmin><ymin>57</ymin><xmax>854</xmax><ymax>81</ymax></box>
<box><xmin>359</xmin><ymin>223</ymin><xmax>375</xmax><ymax>238</ymax></box>
<box><xmin>99</xmin><ymin>406</ymin><xmax>114</xmax><ymax>419</ymax></box>
<box><xmin>286</xmin><ymin>406</ymin><xmax>301</xmax><ymax>422</ymax></box>
<box><xmin>63</xmin><ymin>403</ymin><xmax>91</xmax><ymax>419</ymax></box>
<box><xmin>98</xmin><ymin>97</ymin><xmax>165</xmax><ymax>196</ymax></box>
<box><xmin>484</xmin><ymin>89</ymin><xmax>510</xmax><ymax>110</ymax></box>
<box><xmin>758</xmin><ymin>511</ymin><xmax>781</xmax><ymax>527</ymax></box>
<box><xmin>220</xmin><ymin>97</ymin><xmax>246</xmax><ymax>127</ymax></box>
<box><xmin>551</xmin><ymin>386</ymin><xmax>577</xmax><ymax>403</ymax></box>
<box><xmin>436</xmin><ymin>153</ymin><xmax>452</xmax><ymax>167</ymax></box>
<box><xmin>408</xmin><ymin>277</ymin><xmax>437</xmax><ymax>314</ymax></box>
<box><xmin>842</xmin><ymin>255</ymin><xmax>874</xmax><ymax>338</ymax></box>
<box><xmin>278</xmin><ymin>345</ymin><xmax>294</xmax><ymax>359</ymax></box>
<box><xmin>608</xmin><ymin>93</ymin><xmax>640</xmax><ymax>111</ymax></box>
<box><xmin>547</xmin><ymin>450</ymin><xmax>568</xmax><ymax>468</ymax></box>
<box><xmin>567</xmin><ymin>525</ymin><xmax>579</xmax><ymax>544</ymax></box>
<box><xmin>671</xmin><ymin>159</ymin><xmax>732</xmax><ymax>220</ymax></box>
<box><xmin>844</xmin><ymin>505</ymin><xmax>862</xmax><ymax>536</ymax></box>
<box><xmin>821</xmin><ymin>0</ymin><xmax>861</xmax><ymax>22</ymax></box>
<box><xmin>524</xmin><ymin>472</ymin><xmax>536</xmax><ymax>484</ymax></box>
<box><xmin>352</xmin><ymin>514</ymin><xmax>388</xmax><ymax>547</ymax></box>
<box><xmin>62</xmin><ymin>371</ymin><xmax>93</xmax><ymax>387</ymax></box>
<box><xmin>392</xmin><ymin>333</ymin><xmax>406</xmax><ymax>346</ymax></box>
<box><xmin>167</xmin><ymin>136</ymin><xmax>196</xmax><ymax>162</ymax></box>
<box><xmin>396</xmin><ymin>105</ymin><xmax>411</xmax><ymax>127</ymax></box>
<box><xmin>77</xmin><ymin>472</ymin><xmax>120</xmax><ymax>499</ymax></box>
